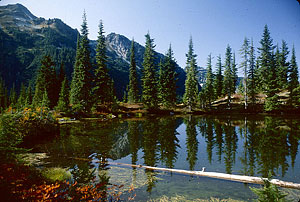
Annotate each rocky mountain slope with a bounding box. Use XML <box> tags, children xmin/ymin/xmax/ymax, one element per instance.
<box><xmin>0</xmin><ymin>3</ymin><xmax>189</xmax><ymax>99</ymax></box>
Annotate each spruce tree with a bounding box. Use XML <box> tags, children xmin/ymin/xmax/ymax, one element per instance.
<box><xmin>264</xmin><ymin>50</ymin><xmax>280</xmax><ymax>111</ymax></box>
<box><xmin>9</xmin><ymin>84</ymin><xmax>17</xmax><ymax>108</ymax></box>
<box><xmin>0</xmin><ymin>78</ymin><xmax>7</xmax><ymax>111</ymax></box>
<box><xmin>41</xmin><ymin>90</ymin><xmax>50</xmax><ymax>110</ymax></box>
<box><xmin>288</xmin><ymin>46</ymin><xmax>299</xmax><ymax>106</ymax></box>
<box><xmin>25</xmin><ymin>84</ymin><xmax>33</xmax><ymax>107</ymax></box>
<box><xmin>17</xmin><ymin>83</ymin><xmax>26</xmax><ymax>110</ymax></box>
<box><xmin>248</xmin><ymin>39</ymin><xmax>257</xmax><ymax>104</ymax></box>
<box><xmin>158</xmin><ymin>44</ymin><xmax>177</xmax><ymax>107</ymax></box>
<box><xmin>231</xmin><ymin>52</ymin><xmax>238</xmax><ymax>94</ymax></box>
<box><xmin>128</xmin><ymin>39</ymin><xmax>139</xmax><ymax>103</ymax></box>
<box><xmin>276</xmin><ymin>40</ymin><xmax>289</xmax><ymax>89</ymax></box>
<box><xmin>70</xmin><ymin>11</ymin><xmax>92</xmax><ymax>112</ymax></box>
<box><xmin>240</xmin><ymin>37</ymin><xmax>250</xmax><ymax>109</ymax></box>
<box><xmin>204</xmin><ymin>54</ymin><xmax>214</xmax><ymax>108</ymax></box>
<box><xmin>183</xmin><ymin>37</ymin><xmax>198</xmax><ymax>111</ymax></box>
<box><xmin>32</xmin><ymin>55</ymin><xmax>56</xmax><ymax>108</ymax></box>
<box><xmin>257</xmin><ymin>25</ymin><xmax>276</xmax><ymax>92</ymax></box>
<box><xmin>223</xmin><ymin>45</ymin><xmax>233</xmax><ymax>108</ymax></box>
<box><xmin>93</xmin><ymin>20</ymin><xmax>113</xmax><ymax>105</ymax></box>
<box><xmin>56</xmin><ymin>77</ymin><xmax>69</xmax><ymax>112</ymax></box>
<box><xmin>142</xmin><ymin>33</ymin><xmax>158</xmax><ymax>109</ymax></box>
<box><xmin>184</xmin><ymin>57</ymin><xmax>198</xmax><ymax>111</ymax></box>
<box><xmin>213</xmin><ymin>55</ymin><xmax>223</xmax><ymax>98</ymax></box>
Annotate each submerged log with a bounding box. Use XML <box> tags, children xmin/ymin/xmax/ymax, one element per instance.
<box><xmin>109</xmin><ymin>162</ymin><xmax>300</xmax><ymax>190</ymax></box>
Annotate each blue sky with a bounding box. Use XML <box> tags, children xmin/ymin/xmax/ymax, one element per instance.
<box><xmin>1</xmin><ymin>0</ymin><xmax>299</xmax><ymax>74</ymax></box>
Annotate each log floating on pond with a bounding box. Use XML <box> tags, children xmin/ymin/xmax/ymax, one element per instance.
<box><xmin>109</xmin><ymin>162</ymin><xmax>300</xmax><ymax>190</ymax></box>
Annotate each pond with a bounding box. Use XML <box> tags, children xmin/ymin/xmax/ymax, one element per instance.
<box><xmin>31</xmin><ymin>115</ymin><xmax>300</xmax><ymax>201</ymax></box>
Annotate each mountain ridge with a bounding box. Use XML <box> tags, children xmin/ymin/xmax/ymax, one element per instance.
<box><xmin>0</xmin><ymin>3</ymin><xmax>190</xmax><ymax>98</ymax></box>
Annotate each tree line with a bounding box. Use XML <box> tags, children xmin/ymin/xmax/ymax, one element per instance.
<box><xmin>0</xmin><ymin>13</ymin><xmax>299</xmax><ymax>114</ymax></box>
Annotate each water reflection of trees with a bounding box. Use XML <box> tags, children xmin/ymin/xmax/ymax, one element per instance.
<box><xmin>184</xmin><ymin>116</ymin><xmax>199</xmax><ymax>171</ymax></box>
<box><xmin>197</xmin><ymin>116</ymin><xmax>300</xmax><ymax>178</ymax></box>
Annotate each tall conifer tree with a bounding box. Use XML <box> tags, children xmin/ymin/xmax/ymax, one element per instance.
<box><xmin>158</xmin><ymin>44</ymin><xmax>177</xmax><ymax>107</ymax></box>
<box><xmin>213</xmin><ymin>55</ymin><xmax>223</xmax><ymax>98</ymax></box>
<box><xmin>70</xmin><ymin>11</ymin><xmax>92</xmax><ymax>111</ymax></box>
<box><xmin>183</xmin><ymin>38</ymin><xmax>198</xmax><ymax>111</ymax></box>
<box><xmin>223</xmin><ymin>45</ymin><xmax>233</xmax><ymax>108</ymax></box>
<box><xmin>240</xmin><ymin>37</ymin><xmax>250</xmax><ymax>109</ymax></box>
<box><xmin>248</xmin><ymin>39</ymin><xmax>257</xmax><ymax>104</ymax></box>
<box><xmin>56</xmin><ymin>77</ymin><xmax>69</xmax><ymax>112</ymax></box>
<box><xmin>93</xmin><ymin>20</ymin><xmax>113</xmax><ymax>105</ymax></box>
<box><xmin>142</xmin><ymin>33</ymin><xmax>158</xmax><ymax>109</ymax></box>
<box><xmin>128</xmin><ymin>39</ymin><xmax>139</xmax><ymax>103</ymax></box>
<box><xmin>232</xmin><ymin>52</ymin><xmax>238</xmax><ymax>94</ymax></box>
<box><xmin>204</xmin><ymin>54</ymin><xmax>214</xmax><ymax>108</ymax></box>
<box><xmin>288</xmin><ymin>46</ymin><xmax>299</xmax><ymax>106</ymax></box>
<box><xmin>17</xmin><ymin>83</ymin><xmax>26</xmax><ymax>110</ymax></box>
<box><xmin>32</xmin><ymin>55</ymin><xmax>56</xmax><ymax>108</ymax></box>
<box><xmin>257</xmin><ymin>25</ymin><xmax>275</xmax><ymax>92</ymax></box>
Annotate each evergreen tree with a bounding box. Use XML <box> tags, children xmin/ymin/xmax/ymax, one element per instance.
<box><xmin>231</xmin><ymin>52</ymin><xmax>238</xmax><ymax>94</ymax></box>
<box><xmin>264</xmin><ymin>50</ymin><xmax>280</xmax><ymax>111</ymax></box>
<box><xmin>0</xmin><ymin>78</ymin><xmax>8</xmax><ymax>111</ymax></box>
<box><xmin>17</xmin><ymin>83</ymin><xmax>26</xmax><ymax>110</ymax></box>
<box><xmin>41</xmin><ymin>90</ymin><xmax>50</xmax><ymax>109</ymax></box>
<box><xmin>128</xmin><ymin>39</ymin><xmax>139</xmax><ymax>103</ymax></box>
<box><xmin>248</xmin><ymin>39</ymin><xmax>257</xmax><ymax>104</ymax></box>
<box><xmin>56</xmin><ymin>77</ymin><xmax>69</xmax><ymax>112</ymax></box>
<box><xmin>257</xmin><ymin>25</ymin><xmax>276</xmax><ymax>92</ymax></box>
<box><xmin>223</xmin><ymin>45</ymin><xmax>233</xmax><ymax>108</ymax></box>
<box><xmin>25</xmin><ymin>84</ymin><xmax>33</xmax><ymax>107</ymax></box>
<box><xmin>213</xmin><ymin>55</ymin><xmax>223</xmax><ymax>98</ymax></box>
<box><xmin>203</xmin><ymin>54</ymin><xmax>214</xmax><ymax>108</ymax></box>
<box><xmin>240</xmin><ymin>37</ymin><xmax>250</xmax><ymax>109</ymax></box>
<box><xmin>93</xmin><ymin>20</ymin><xmax>113</xmax><ymax>105</ymax></box>
<box><xmin>32</xmin><ymin>55</ymin><xmax>56</xmax><ymax>108</ymax></box>
<box><xmin>276</xmin><ymin>40</ymin><xmax>289</xmax><ymax>89</ymax></box>
<box><xmin>9</xmin><ymin>84</ymin><xmax>17</xmax><ymax>108</ymax></box>
<box><xmin>183</xmin><ymin>37</ymin><xmax>198</xmax><ymax>111</ymax></box>
<box><xmin>158</xmin><ymin>44</ymin><xmax>177</xmax><ymax>107</ymax></box>
<box><xmin>288</xmin><ymin>46</ymin><xmax>299</xmax><ymax>106</ymax></box>
<box><xmin>142</xmin><ymin>33</ymin><xmax>158</xmax><ymax>109</ymax></box>
<box><xmin>70</xmin><ymin>11</ymin><xmax>92</xmax><ymax>111</ymax></box>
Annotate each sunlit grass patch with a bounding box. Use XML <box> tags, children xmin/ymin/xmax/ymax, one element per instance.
<box><xmin>42</xmin><ymin>167</ymin><xmax>72</xmax><ymax>182</ymax></box>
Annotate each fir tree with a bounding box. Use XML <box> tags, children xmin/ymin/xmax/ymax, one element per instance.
<box><xmin>276</xmin><ymin>40</ymin><xmax>289</xmax><ymax>89</ymax></box>
<box><xmin>183</xmin><ymin>37</ymin><xmax>198</xmax><ymax>111</ymax></box>
<box><xmin>288</xmin><ymin>46</ymin><xmax>299</xmax><ymax>106</ymax></box>
<box><xmin>56</xmin><ymin>77</ymin><xmax>69</xmax><ymax>112</ymax></box>
<box><xmin>0</xmin><ymin>78</ymin><xmax>8</xmax><ymax>111</ymax></box>
<box><xmin>32</xmin><ymin>55</ymin><xmax>56</xmax><ymax>108</ymax></box>
<box><xmin>70</xmin><ymin>11</ymin><xmax>92</xmax><ymax>112</ymax></box>
<box><xmin>213</xmin><ymin>55</ymin><xmax>223</xmax><ymax>98</ymax></box>
<box><xmin>264</xmin><ymin>50</ymin><xmax>280</xmax><ymax>111</ymax></box>
<box><xmin>158</xmin><ymin>44</ymin><xmax>177</xmax><ymax>107</ymax></box>
<box><xmin>128</xmin><ymin>39</ymin><xmax>139</xmax><ymax>103</ymax></box>
<box><xmin>248</xmin><ymin>39</ymin><xmax>257</xmax><ymax>104</ymax></box>
<box><xmin>93</xmin><ymin>20</ymin><xmax>113</xmax><ymax>105</ymax></box>
<box><xmin>25</xmin><ymin>84</ymin><xmax>33</xmax><ymax>107</ymax></box>
<box><xmin>223</xmin><ymin>45</ymin><xmax>233</xmax><ymax>108</ymax></box>
<box><xmin>257</xmin><ymin>25</ymin><xmax>276</xmax><ymax>92</ymax></box>
<box><xmin>17</xmin><ymin>83</ymin><xmax>26</xmax><ymax>110</ymax></box>
<box><xmin>240</xmin><ymin>37</ymin><xmax>250</xmax><ymax>109</ymax></box>
<box><xmin>231</xmin><ymin>52</ymin><xmax>238</xmax><ymax>94</ymax></box>
<box><xmin>41</xmin><ymin>90</ymin><xmax>50</xmax><ymax>109</ymax></box>
<box><xmin>142</xmin><ymin>33</ymin><xmax>158</xmax><ymax>109</ymax></box>
<box><xmin>184</xmin><ymin>58</ymin><xmax>198</xmax><ymax>111</ymax></box>
<box><xmin>203</xmin><ymin>54</ymin><xmax>214</xmax><ymax>108</ymax></box>
<box><xmin>9</xmin><ymin>84</ymin><xmax>17</xmax><ymax>108</ymax></box>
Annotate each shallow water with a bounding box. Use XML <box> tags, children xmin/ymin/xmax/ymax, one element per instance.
<box><xmin>32</xmin><ymin>114</ymin><xmax>300</xmax><ymax>201</ymax></box>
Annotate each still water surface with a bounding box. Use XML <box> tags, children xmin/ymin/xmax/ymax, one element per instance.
<box><xmin>33</xmin><ymin>115</ymin><xmax>300</xmax><ymax>201</ymax></box>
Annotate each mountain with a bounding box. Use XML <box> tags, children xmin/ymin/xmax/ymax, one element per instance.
<box><xmin>0</xmin><ymin>3</ymin><xmax>187</xmax><ymax>99</ymax></box>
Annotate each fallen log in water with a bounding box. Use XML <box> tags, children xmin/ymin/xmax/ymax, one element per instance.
<box><xmin>109</xmin><ymin>162</ymin><xmax>300</xmax><ymax>190</ymax></box>
<box><xmin>66</xmin><ymin>156</ymin><xmax>300</xmax><ymax>190</ymax></box>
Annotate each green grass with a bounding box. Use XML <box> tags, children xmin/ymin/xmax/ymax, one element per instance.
<box><xmin>42</xmin><ymin>167</ymin><xmax>72</xmax><ymax>182</ymax></box>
